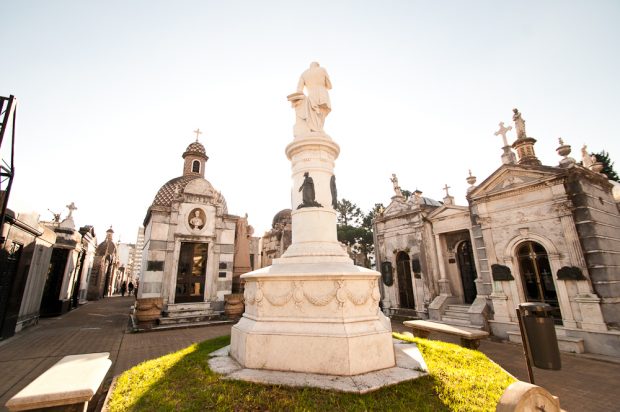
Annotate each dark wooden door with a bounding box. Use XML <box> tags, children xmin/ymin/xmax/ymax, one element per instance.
<box><xmin>0</xmin><ymin>242</ymin><xmax>25</xmax><ymax>339</ymax></box>
<box><xmin>457</xmin><ymin>240</ymin><xmax>477</xmax><ymax>304</ymax></box>
<box><xmin>396</xmin><ymin>252</ymin><xmax>415</xmax><ymax>309</ymax></box>
<box><xmin>40</xmin><ymin>248</ymin><xmax>69</xmax><ymax>316</ymax></box>
<box><xmin>517</xmin><ymin>241</ymin><xmax>562</xmax><ymax>323</ymax></box>
<box><xmin>175</xmin><ymin>242</ymin><xmax>208</xmax><ymax>303</ymax></box>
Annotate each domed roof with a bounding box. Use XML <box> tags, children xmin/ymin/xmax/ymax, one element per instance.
<box><xmin>183</xmin><ymin>141</ymin><xmax>207</xmax><ymax>159</ymax></box>
<box><xmin>152</xmin><ymin>175</ymin><xmax>202</xmax><ymax>207</ymax></box>
<box><xmin>419</xmin><ymin>196</ymin><xmax>442</xmax><ymax>207</ymax></box>
<box><xmin>272</xmin><ymin>209</ymin><xmax>292</xmax><ymax>228</ymax></box>
<box><xmin>96</xmin><ymin>239</ymin><xmax>116</xmax><ymax>256</ymax></box>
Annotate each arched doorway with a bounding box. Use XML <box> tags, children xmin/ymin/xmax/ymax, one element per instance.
<box><xmin>456</xmin><ymin>240</ymin><xmax>477</xmax><ymax>304</ymax></box>
<box><xmin>396</xmin><ymin>252</ymin><xmax>415</xmax><ymax>309</ymax></box>
<box><xmin>516</xmin><ymin>241</ymin><xmax>562</xmax><ymax>323</ymax></box>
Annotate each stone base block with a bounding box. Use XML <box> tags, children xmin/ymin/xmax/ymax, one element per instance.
<box><xmin>231</xmin><ymin>317</ymin><xmax>395</xmax><ymax>376</ymax></box>
<box><xmin>231</xmin><ymin>260</ymin><xmax>395</xmax><ymax>376</ymax></box>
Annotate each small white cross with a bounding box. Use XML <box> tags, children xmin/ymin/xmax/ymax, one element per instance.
<box><xmin>494</xmin><ymin>122</ymin><xmax>513</xmax><ymax>147</ymax></box>
<box><xmin>66</xmin><ymin>202</ymin><xmax>77</xmax><ymax>218</ymax></box>
<box><xmin>193</xmin><ymin>128</ymin><xmax>202</xmax><ymax>141</ymax></box>
<box><xmin>443</xmin><ymin>184</ymin><xmax>451</xmax><ymax>197</ymax></box>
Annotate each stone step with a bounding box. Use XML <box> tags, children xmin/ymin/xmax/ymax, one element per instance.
<box><xmin>507</xmin><ymin>331</ymin><xmax>585</xmax><ymax>354</ymax></box>
<box><xmin>158</xmin><ymin>313</ymin><xmax>220</xmax><ymax>325</ymax></box>
<box><xmin>167</xmin><ymin>302</ymin><xmax>212</xmax><ymax>312</ymax></box>
<box><xmin>165</xmin><ymin>309</ymin><xmax>214</xmax><ymax>318</ymax></box>
<box><xmin>446</xmin><ymin>304</ymin><xmax>470</xmax><ymax>313</ymax></box>
<box><xmin>443</xmin><ymin>310</ymin><xmax>470</xmax><ymax>320</ymax></box>
<box><xmin>151</xmin><ymin>319</ymin><xmax>235</xmax><ymax>332</ymax></box>
<box><xmin>441</xmin><ymin>316</ymin><xmax>475</xmax><ymax>327</ymax></box>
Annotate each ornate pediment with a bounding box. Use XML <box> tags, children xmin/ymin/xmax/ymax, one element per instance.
<box><xmin>469</xmin><ymin>165</ymin><xmax>562</xmax><ymax>199</ymax></box>
<box><xmin>427</xmin><ymin>204</ymin><xmax>469</xmax><ymax>221</ymax></box>
<box><xmin>382</xmin><ymin>197</ymin><xmax>411</xmax><ymax>217</ymax></box>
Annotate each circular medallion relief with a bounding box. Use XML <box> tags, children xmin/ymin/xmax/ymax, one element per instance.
<box><xmin>188</xmin><ymin>208</ymin><xmax>206</xmax><ymax>231</ymax></box>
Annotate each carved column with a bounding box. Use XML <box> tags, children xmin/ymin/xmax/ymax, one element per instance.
<box><xmin>434</xmin><ymin>234</ymin><xmax>451</xmax><ymax>295</ymax></box>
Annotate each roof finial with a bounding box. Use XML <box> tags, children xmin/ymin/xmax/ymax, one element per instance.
<box><xmin>442</xmin><ymin>183</ymin><xmax>454</xmax><ymax>205</ymax></box>
<box><xmin>466</xmin><ymin>170</ymin><xmax>477</xmax><ymax>193</ymax></box>
<box><xmin>193</xmin><ymin>128</ymin><xmax>202</xmax><ymax>142</ymax></box>
<box><xmin>442</xmin><ymin>183</ymin><xmax>451</xmax><ymax>197</ymax></box>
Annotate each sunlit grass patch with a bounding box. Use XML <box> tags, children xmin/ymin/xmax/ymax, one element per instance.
<box><xmin>108</xmin><ymin>333</ymin><xmax>514</xmax><ymax>411</ymax></box>
<box><xmin>393</xmin><ymin>332</ymin><xmax>517</xmax><ymax>411</ymax></box>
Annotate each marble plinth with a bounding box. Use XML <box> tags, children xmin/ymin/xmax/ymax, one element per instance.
<box><xmin>230</xmin><ymin>261</ymin><xmax>396</xmax><ymax>376</ymax></box>
<box><xmin>213</xmin><ymin>339</ymin><xmax>425</xmax><ymax>394</ymax></box>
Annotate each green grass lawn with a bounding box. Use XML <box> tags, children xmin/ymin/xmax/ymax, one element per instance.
<box><xmin>107</xmin><ymin>333</ymin><xmax>515</xmax><ymax>412</ymax></box>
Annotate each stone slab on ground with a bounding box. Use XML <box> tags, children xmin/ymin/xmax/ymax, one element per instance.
<box><xmin>209</xmin><ymin>342</ymin><xmax>427</xmax><ymax>394</ymax></box>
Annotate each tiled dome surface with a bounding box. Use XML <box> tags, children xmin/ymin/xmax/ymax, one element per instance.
<box><xmin>183</xmin><ymin>141</ymin><xmax>207</xmax><ymax>158</ymax></box>
<box><xmin>152</xmin><ymin>175</ymin><xmax>201</xmax><ymax>207</ymax></box>
<box><xmin>272</xmin><ymin>209</ymin><xmax>292</xmax><ymax>228</ymax></box>
<box><xmin>96</xmin><ymin>239</ymin><xmax>116</xmax><ymax>256</ymax></box>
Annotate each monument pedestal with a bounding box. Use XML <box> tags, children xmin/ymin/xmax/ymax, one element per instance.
<box><xmin>231</xmin><ymin>262</ymin><xmax>394</xmax><ymax>375</ymax></box>
<box><xmin>230</xmin><ymin>68</ymin><xmax>395</xmax><ymax>376</ymax></box>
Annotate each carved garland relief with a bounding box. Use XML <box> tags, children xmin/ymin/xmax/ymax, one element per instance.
<box><xmin>243</xmin><ymin>279</ymin><xmax>381</xmax><ymax>312</ymax></box>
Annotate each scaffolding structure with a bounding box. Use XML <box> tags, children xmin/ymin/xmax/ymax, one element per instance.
<box><xmin>0</xmin><ymin>95</ymin><xmax>17</xmax><ymax>247</ymax></box>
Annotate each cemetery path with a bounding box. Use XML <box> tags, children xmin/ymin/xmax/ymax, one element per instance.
<box><xmin>0</xmin><ymin>297</ymin><xmax>618</xmax><ymax>412</ymax></box>
<box><xmin>0</xmin><ymin>296</ymin><xmax>230</xmax><ymax>411</ymax></box>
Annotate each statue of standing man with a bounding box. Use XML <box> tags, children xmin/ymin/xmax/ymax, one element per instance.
<box><xmin>288</xmin><ymin>62</ymin><xmax>332</xmax><ymax>136</ymax></box>
<box><xmin>512</xmin><ymin>108</ymin><xmax>527</xmax><ymax>140</ymax></box>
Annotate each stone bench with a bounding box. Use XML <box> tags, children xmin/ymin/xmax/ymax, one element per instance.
<box><xmin>403</xmin><ymin>320</ymin><xmax>489</xmax><ymax>349</ymax></box>
<box><xmin>5</xmin><ymin>352</ymin><xmax>112</xmax><ymax>411</ymax></box>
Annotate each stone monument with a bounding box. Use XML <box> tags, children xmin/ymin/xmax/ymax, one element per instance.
<box><xmin>230</xmin><ymin>63</ymin><xmax>395</xmax><ymax>376</ymax></box>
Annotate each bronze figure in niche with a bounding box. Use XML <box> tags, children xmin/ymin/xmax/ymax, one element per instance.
<box><xmin>297</xmin><ymin>172</ymin><xmax>323</xmax><ymax>209</ymax></box>
<box><xmin>330</xmin><ymin>175</ymin><xmax>338</xmax><ymax>209</ymax></box>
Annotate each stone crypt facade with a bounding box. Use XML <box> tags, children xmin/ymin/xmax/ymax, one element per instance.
<box><xmin>140</xmin><ymin>134</ymin><xmax>257</xmax><ymax>321</ymax></box>
<box><xmin>374</xmin><ymin>110</ymin><xmax>620</xmax><ymax>357</ymax></box>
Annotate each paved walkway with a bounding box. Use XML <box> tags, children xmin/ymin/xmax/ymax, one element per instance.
<box><xmin>0</xmin><ymin>297</ymin><xmax>618</xmax><ymax>411</ymax></box>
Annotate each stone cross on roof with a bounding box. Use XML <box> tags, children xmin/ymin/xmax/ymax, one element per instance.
<box><xmin>66</xmin><ymin>202</ymin><xmax>77</xmax><ymax>218</ymax></box>
<box><xmin>193</xmin><ymin>128</ymin><xmax>202</xmax><ymax>141</ymax></box>
<box><xmin>442</xmin><ymin>184</ymin><xmax>451</xmax><ymax>197</ymax></box>
<box><xmin>494</xmin><ymin>122</ymin><xmax>513</xmax><ymax>147</ymax></box>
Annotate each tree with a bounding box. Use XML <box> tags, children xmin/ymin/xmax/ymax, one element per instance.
<box><xmin>593</xmin><ymin>150</ymin><xmax>619</xmax><ymax>182</ymax></box>
<box><xmin>336</xmin><ymin>199</ymin><xmax>362</xmax><ymax>226</ymax></box>
<box><xmin>336</xmin><ymin>199</ymin><xmax>383</xmax><ymax>268</ymax></box>
<box><xmin>401</xmin><ymin>189</ymin><xmax>412</xmax><ymax>199</ymax></box>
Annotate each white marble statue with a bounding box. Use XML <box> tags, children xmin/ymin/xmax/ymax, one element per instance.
<box><xmin>513</xmin><ymin>108</ymin><xmax>527</xmax><ymax>139</ymax></box>
<box><xmin>390</xmin><ymin>173</ymin><xmax>403</xmax><ymax>197</ymax></box>
<box><xmin>288</xmin><ymin>62</ymin><xmax>332</xmax><ymax>135</ymax></box>
<box><xmin>581</xmin><ymin>145</ymin><xmax>594</xmax><ymax>168</ymax></box>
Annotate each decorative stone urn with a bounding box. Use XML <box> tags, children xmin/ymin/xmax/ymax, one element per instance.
<box><xmin>134</xmin><ymin>297</ymin><xmax>163</xmax><ymax>327</ymax></box>
<box><xmin>224</xmin><ymin>293</ymin><xmax>244</xmax><ymax>319</ymax></box>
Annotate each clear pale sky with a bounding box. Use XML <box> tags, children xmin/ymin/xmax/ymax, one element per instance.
<box><xmin>2</xmin><ymin>1</ymin><xmax>619</xmax><ymax>244</ymax></box>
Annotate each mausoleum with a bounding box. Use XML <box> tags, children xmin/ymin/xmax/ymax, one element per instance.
<box><xmin>139</xmin><ymin>134</ymin><xmax>258</xmax><ymax>322</ymax></box>
<box><xmin>375</xmin><ymin>110</ymin><xmax>620</xmax><ymax>357</ymax></box>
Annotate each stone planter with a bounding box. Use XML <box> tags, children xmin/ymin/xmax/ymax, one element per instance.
<box><xmin>224</xmin><ymin>293</ymin><xmax>245</xmax><ymax>319</ymax></box>
<box><xmin>135</xmin><ymin>297</ymin><xmax>163</xmax><ymax>328</ymax></box>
